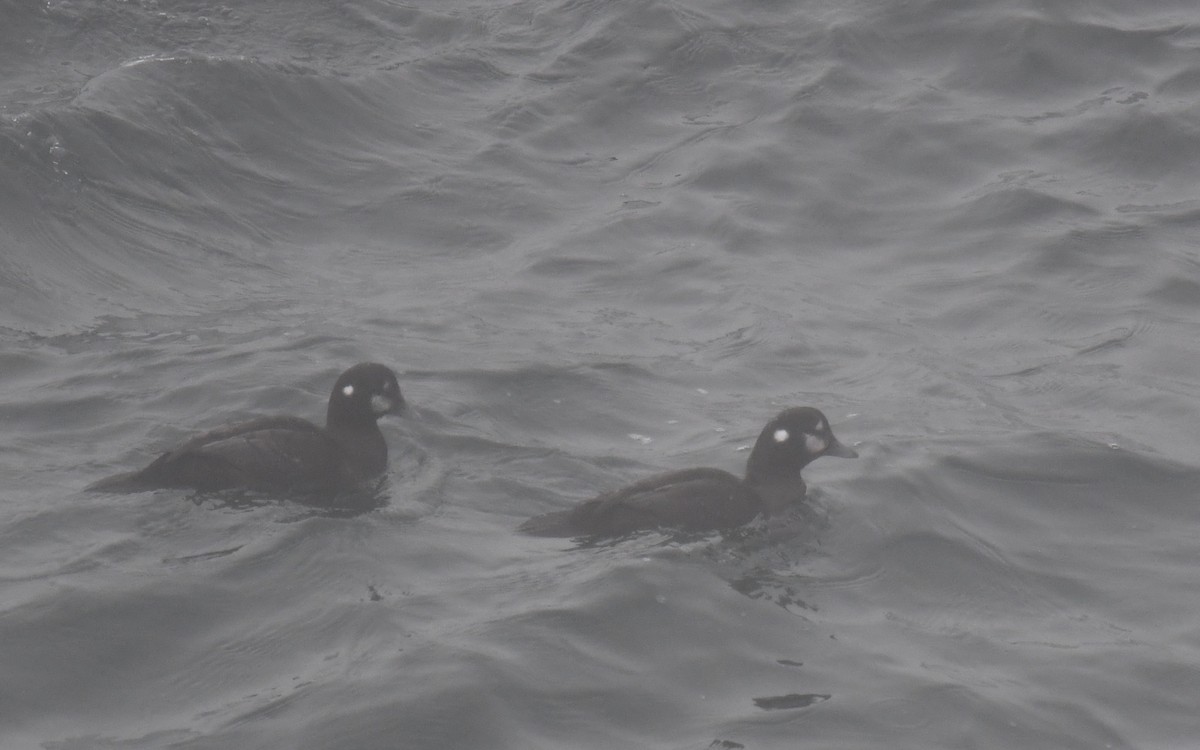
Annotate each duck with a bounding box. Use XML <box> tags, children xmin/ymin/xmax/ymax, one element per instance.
<box><xmin>519</xmin><ymin>406</ymin><xmax>856</xmax><ymax>538</ymax></box>
<box><xmin>87</xmin><ymin>362</ymin><xmax>404</xmax><ymax>496</ymax></box>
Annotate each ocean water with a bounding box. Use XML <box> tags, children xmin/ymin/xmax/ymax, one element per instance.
<box><xmin>2</xmin><ymin>0</ymin><xmax>1200</xmax><ymax>747</ymax></box>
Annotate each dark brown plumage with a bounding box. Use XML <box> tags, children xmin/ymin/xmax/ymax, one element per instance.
<box><xmin>87</xmin><ymin>362</ymin><xmax>404</xmax><ymax>495</ymax></box>
<box><xmin>519</xmin><ymin>406</ymin><xmax>857</xmax><ymax>538</ymax></box>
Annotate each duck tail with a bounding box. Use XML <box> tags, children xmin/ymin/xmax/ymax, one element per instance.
<box><xmin>84</xmin><ymin>469</ymin><xmax>153</xmax><ymax>493</ymax></box>
<box><xmin>517</xmin><ymin>509</ymin><xmax>579</xmax><ymax>537</ymax></box>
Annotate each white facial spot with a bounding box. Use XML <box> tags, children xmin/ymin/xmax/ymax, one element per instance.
<box><xmin>815</xmin><ymin>418</ymin><xmax>826</xmax><ymax>432</ymax></box>
<box><xmin>342</xmin><ymin>384</ymin><xmax>355</xmax><ymax>397</ymax></box>
<box><xmin>805</xmin><ymin>433</ymin><xmax>827</xmax><ymax>453</ymax></box>
<box><xmin>773</xmin><ymin>428</ymin><xmax>789</xmax><ymax>443</ymax></box>
<box><xmin>371</xmin><ymin>394</ymin><xmax>392</xmax><ymax>414</ymax></box>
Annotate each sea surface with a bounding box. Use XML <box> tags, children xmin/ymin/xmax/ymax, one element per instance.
<box><xmin>2</xmin><ymin>0</ymin><xmax>1200</xmax><ymax>747</ymax></box>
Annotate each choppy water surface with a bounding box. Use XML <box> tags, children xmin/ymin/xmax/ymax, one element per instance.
<box><xmin>3</xmin><ymin>0</ymin><xmax>1199</xmax><ymax>747</ymax></box>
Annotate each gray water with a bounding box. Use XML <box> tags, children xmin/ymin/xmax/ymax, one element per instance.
<box><xmin>3</xmin><ymin>1</ymin><xmax>1200</xmax><ymax>747</ymax></box>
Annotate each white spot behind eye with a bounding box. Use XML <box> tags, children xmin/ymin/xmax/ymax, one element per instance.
<box><xmin>342</xmin><ymin>384</ymin><xmax>355</xmax><ymax>397</ymax></box>
<box><xmin>805</xmin><ymin>433</ymin><xmax>827</xmax><ymax>453</ymax></box>
<box><xmin>773</xmin><ymin>429</ymin><xmax>789</xmax><ymax>443</ymax></box>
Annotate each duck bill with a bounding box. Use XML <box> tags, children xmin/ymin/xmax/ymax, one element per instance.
<box><xmin>372</xmin><ymin>394</ymin><xmax>407</xmax><ymax>417</ymax></box>
<box><xmin>824</xmin><ymin>438</ymin><xmax>858</xmax><ymax>459</ymax></box>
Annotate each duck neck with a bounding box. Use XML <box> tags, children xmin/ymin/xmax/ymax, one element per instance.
<box><xmin>326</xmin><ymin>408</ymin><xmax>388</xmax><ymax>477</ymax></box>
<box><xmin>746</xmin><ymin>473</ymin><xmax>807</xmax><ymax>515</ymax></box>
<box><xmin>326</xmin><ymin>405</ymin><xmax>380</xmax><ymax>435</ymax></box>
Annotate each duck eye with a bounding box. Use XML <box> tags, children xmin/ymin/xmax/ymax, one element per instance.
<box><xmin>342</xmin><ymin>384</ymin><xmax>355</xmax><ymax>397</ymax></box>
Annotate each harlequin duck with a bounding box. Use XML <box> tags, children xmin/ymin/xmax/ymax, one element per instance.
<box><xmin>519</xmin><ymin>406</ymin><xmax>856</xmax><ymax>538</ymax></box>
<box><xmin>87</xmin><ymin>362</ymin><xmax>404</xmax><ymax>495</ymax></box>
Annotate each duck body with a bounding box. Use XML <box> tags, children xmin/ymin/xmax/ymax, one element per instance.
<box><xmin>520</xmin><ymin>406</ymin><xmax>856</xmax><ymax>538</ymax></box>
<box><xmin>519</xmin><ymin>467</ymin><xmax>761</xmax><ymax>537</ymax></box>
